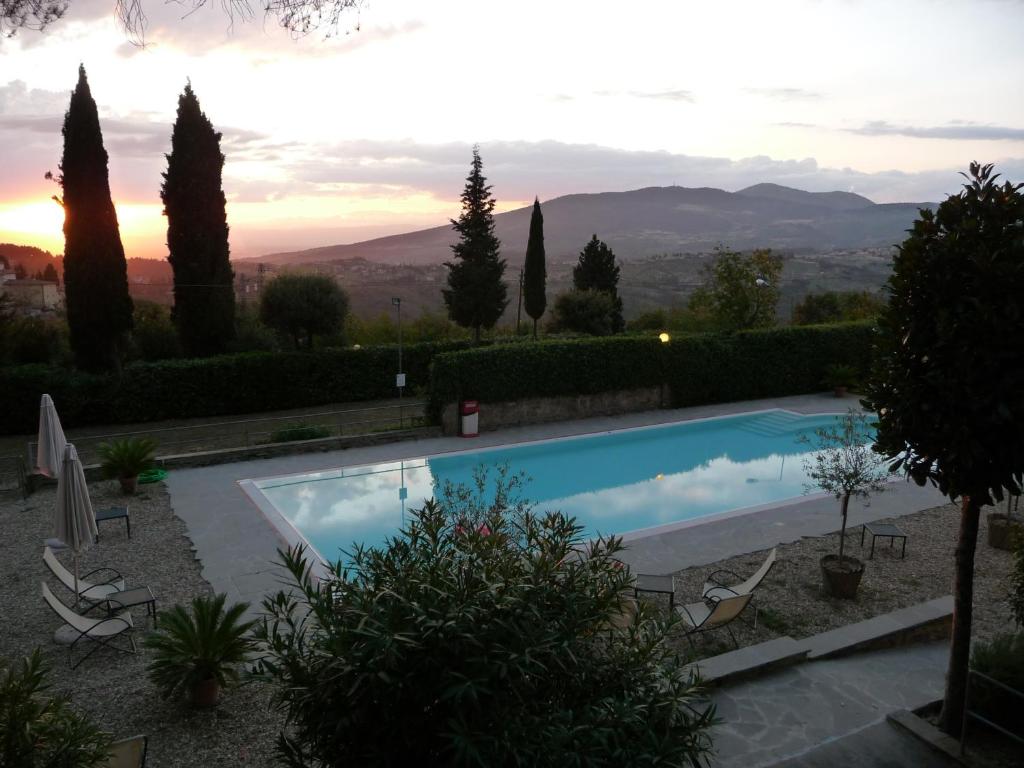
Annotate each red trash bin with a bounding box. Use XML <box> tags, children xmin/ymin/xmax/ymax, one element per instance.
<box><xmin>460</xmin><ymin>400</ymin><xmax>479</xmax><ymax>437</ymax></box>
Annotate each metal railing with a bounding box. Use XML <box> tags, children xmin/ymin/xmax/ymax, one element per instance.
<box><xmin>961</xmin><ymin>668</ymin><xmax>1024</xmax><ymax>755</ymax></box>
<box><xmin>26</xmin><ymin>401</ymin><xmax>428</xmax><ymax>467</ymax></box>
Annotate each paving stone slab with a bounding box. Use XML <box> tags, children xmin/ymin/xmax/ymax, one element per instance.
<box><xmin>806</xmin><ymin>596</ymin><xmax>952</xmax><ymax>659</ymax></box>
<box><xmin>689</xmin><ymin>636</ymin><xmax>808</xmax><ymax>686</ymax></box>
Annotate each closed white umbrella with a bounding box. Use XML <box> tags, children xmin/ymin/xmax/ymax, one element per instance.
<box><xmin>54</xmin><ymin>443</ymin><xmax>97</xmax><ymax>601</ymax></box>
<box><xmin>36</xmin><ymin>394</ymin><xmax>67</xmax><ymax>478</ymax></box>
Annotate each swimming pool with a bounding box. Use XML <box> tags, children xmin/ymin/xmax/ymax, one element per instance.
<box><xmin>243</xmin><ymin>409</ymin><xmax>856</xmax><ymax>562</ymax></box>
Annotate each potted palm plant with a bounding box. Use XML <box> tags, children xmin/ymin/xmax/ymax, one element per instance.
<box><xmin>823</xmin><ymin>363</ymin><xmax>858</xmax><ymax>397</ymax></box>
<box><xmin>801</xmin><ymin>411</ymin><xmax>889</xmax><ymax>599</ymax></box>
<box><xmin>97</xmin><ymin>437</ymin><xmax>157</xmax><ymax>495</ymax></box>
<box><xmin>145</xmin><ymin>593</ymin><xmax>256</xmax><ymax>708</ymax></box>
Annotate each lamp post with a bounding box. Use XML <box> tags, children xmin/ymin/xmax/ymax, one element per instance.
<box><xmin>392</xmin><ymin>297</ymin><xmax>404</xmax><ymax>411</ymax></box>
<box><xmin>658</xmin><ymin>331</ymin><xmax>671</xmax><ymax>407</ymax></box>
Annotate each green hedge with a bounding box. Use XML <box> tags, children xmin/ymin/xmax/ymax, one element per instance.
<box><xmin>427</xmin><ymin>321</ymin><xmax>875</xmax><ymax>422</ymax></box>
<box><xmin>0</xmin><ymin>341</ymin><xmax>468</xmax><ymax>435</ymax></box>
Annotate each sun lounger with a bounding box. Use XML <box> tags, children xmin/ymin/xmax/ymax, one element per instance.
<box><xmin>102</xmin><ymin>735</ymin><xmax>148</xmax><ymax>768</ymax></box>
<box><xmin>702</xmin><ymin>548</ymin><xmax>777</xmax><ymax>603</ymax></box>
<box><xmin>676</xmin><ymin>592</ymin><xmax>753</xmax><ymax>649</ymax></box>
<box><xmin>43</xmin><ymin>546</ymin><xmax>125</xmax><ymax>605</ymax></box>
<box><xmin>41</xmin><ymin>582</ymin><xmax>136</xmax><ymax>669</ymax></box>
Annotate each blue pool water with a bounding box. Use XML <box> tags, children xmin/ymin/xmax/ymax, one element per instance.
<box><xmin>253</xmin><ymin>410</ymin><xmax>855</xmax><ymax>561</ymax></box>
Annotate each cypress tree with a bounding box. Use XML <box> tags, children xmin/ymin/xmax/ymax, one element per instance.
<box><xmin>162</xmin><ymin>82</ymin><xmax>235</xmax><ymax>357</ymax></box>
<box><xmin>443</xmin><ymin>147</ymin><xmax>507</xmax><ymax>344</ymax></box>
<box><xmin>522</xmin><ymin>197</ymin><xmax>546</xmax><ymax>339</ymax></box>
<box><xmin>572</xmin><ymin>234</ymin><xmax>624</xmax><ymax>333</ymax></box>
<box><xmin>57</xmin><ymin>65</ymin><xmax>133</xmax><ymax>371</ymax></box>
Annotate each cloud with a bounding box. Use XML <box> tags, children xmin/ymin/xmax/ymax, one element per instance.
<box><xmin>594</xmin><ymin>89</ymin><xmax>695</xmax><ymax>103</ymax></box>
<box><xmin>745</xmin><ymin>87</ymin><xmax>823</xmax><ymax>101</ymax></box>
<box><xmin>848</xmin><ymin>120</ymin><xmax>1024</xmax><ymax>141</ymax></box>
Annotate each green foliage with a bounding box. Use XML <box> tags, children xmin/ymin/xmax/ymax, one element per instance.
<box><xmin>800</xmin><ymin>411</ymin><xmax>888</xmax><ymax>560</ymax></box>
<box><xmin>823</xmin><ymin>363</ymin><xmax>859</xmax><ymax>390</ymax></box>
<box><xmin>129</xmin><ymin>300</ymin><xmax>181</xmax><ymax>361</ymax></box>
<box><xmin>428</xmin><ymin>321</ymin><xmax>874</xmax><ymax>423</ymax></box>
<box><xmin>259</xmin><ymin>273</ymin><xmax>348</xmax><ymax>350</ymax></box>
<box><xmin>0</xmin><ymin>649</ymin><xmax>112</xmax><ymax>767</ymax></box>
<box><xmin>255</xmin><ymin>472</ymin><xmax>715</xmax><ymax>766</ymax></box>
<box><xmin>1011</xmin><ymin>528</ymin><xmax>1024</xmax><ymax>628</ymax></box>
<box><xmin>523</xmin><ymin>198</ymin><xmax>547</xmax><ymax>337</ymax></box>
<box><xmin>347</xmin><ymin>310</ymin><xmax>470</xmax><ymax>346</ymax></box>
<box><xmin>98</xmin><ymin>437</ymin><xmax>157</xmax><ymax>479</ymax></box>
<box><xmin>865</xmin><ymin>162</ymin><xmax>1024</xmax><ymax>505</ymax></box>
<box><xmin>572</xmin><ymin>235</ymin><xmax>624</xmax><ymax>333</ymax></box>
<box><xmin>56</xmin><ymin>65</ymin><xmax>133</xmax><ymax>371</ymax></box>
<box><xmin>690</xmin><ymin>247</ymin><xmax>783</xmax><ymax>331</ymax></box>
<box><xmin>230</xmin><ymin>302</ymin><xmax>278</xmax><ymax>353</ymax></box>
<box><xmin>268</xmin><ymin>422</ymin><xmax>331</xmax><ymax>443</ymax></box>
<box><xmin>792</xmin><ymin>290</ymin><xmax>885</xmax><ymax>325</ymax></box>
<box><xmin>145</xmin><ymin>593</ymin><xmax>257</xmax><ymax>703</ymax></box>
<box><xmin>443</xmin><ymin>147</ymin><xmax>508</xmax><ymax>343</ymax></box>
<box><xmin>969</xmin><ymin>633</ymin><xmax>1024</xmax><ymax>731</ymax></box>
<box><xmin>0</xmin><ymin>340</ymin><xmax>468</xmax><ymax>434</ymax></box>
<box><xmin>162</xmin><ymin>83</ymin><xmax>235</xmax><ymax>357</ymax></box>
<box><xmin>626</xmin><ymin>309</ymin><xmax>667</xmax><ymax>332</ymax></box>
<box><xmin>0</xmin><ymin>315</ymin><xmax>69</xmax><ymax>365</ymax></box>
<box><xmin>548</xmin><ymin>289</ymin><xmax>618</xmax><ymax>336</ymax></box>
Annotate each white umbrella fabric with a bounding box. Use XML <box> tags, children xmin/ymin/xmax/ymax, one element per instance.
<box><xmin>36</xmin><ymin>394</ymin><xmax>67</xmax><ymax>478</ymax></box>
<box><xmin>54</xmin><ymin>443</ymin><xmax>97</xmax><ymax>601</ymax></box>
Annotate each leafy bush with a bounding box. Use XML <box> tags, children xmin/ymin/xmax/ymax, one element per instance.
<box><xmin>145</xmin><ymin>593</ymin><xmax>256</xmax><ymax>706</ymax></box>
<box><xmin>792</xmin><ymin>290</ymin><xmax>885</xmax><ymax>326</ymax></box>
<box><xmin>0</xmin><ymin>340</ymin><xmax>469</xmax><ymax>435</ymax></box>
<box><xmin>1</xmin><ymin>315</ymin><xmax>69</xmax><ymax>366</ymax></box>
<box><xmin>970</xmin><ymin>632</ymin><xmax>1024</xmax><ymax>732</ymax></box>
<box><xmin>428</xmin><ymin>321</ymin><xmax>875</xmax><ymax>422</ymax></box>
<box><xmin>268</xmin><ymin>422</ymin><xmax>331</xmax><ymax>443</ymax></box>
<box><xmin>98</xmin><ymin>437</ymin><xmax>157</xmax><ymax>479</ymax></box>
<box><xmin>255</xmin><ymin>475</ymin><xmax>715</xmax><ymax>766</ymax></box>
<box><xmin>230</xmin><ymin>302</ymin><xmax>279</xmax><ymax>353</ymax></box>
<box><xmin>548</xmin><ymin>289</ymin><xmax>619</xmax><ymax>336</ymax></box>
<box><xmin>129</xmin><ymin>300</ymin><xmax>181</xmax><ymax>362</ymax></box>
<box><xmin>0</xmin><ymin>649</ymin><xmax>112</xmax><ymax>767</ymax></box>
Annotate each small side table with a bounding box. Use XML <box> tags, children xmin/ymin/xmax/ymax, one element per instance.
<box><xmin>860</xmin><ymin>522</ymin><xmax>908</xmax><ymax>560</ymax></box>
<box><xmin>105</xmin><ymin>586</ymin><xmax>156</xmax><ymax>625</ymax></box>
<box><xmin>634</xmin><ymin>573</ymin><xmax>675</xmax><ymax>611</ymax></box>
<box><xmin>95</xmin><ymin>506</ymin><xmax>130</xmax><ymax>541</ymax></box>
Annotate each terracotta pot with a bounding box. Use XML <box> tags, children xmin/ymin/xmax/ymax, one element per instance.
<box><xmin>987</xmin><ymin>513</ymin><xmax>1023</xmax><ymax>551</ymax></box>
<box><xmin>190</xmin><ymin>677</ymin><xmax>220</xmax><ymax>708</ymax></box>
<box><xmin>820</xmin><ymin>554</ymin><xmax>864</xmax><ymax>599</ymax></box>
<box><xmin>118</xmin><ymin>475</ymin><xmax>138</xmax><ymax>495</ymax></box>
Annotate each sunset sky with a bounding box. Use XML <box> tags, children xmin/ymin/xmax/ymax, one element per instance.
<box><xmin>1</xmin><ymin>0</ymin><xmax>1023</xmax><ymax>259</ymax></box>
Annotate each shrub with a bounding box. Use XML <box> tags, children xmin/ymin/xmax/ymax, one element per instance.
<box><xmin>255</xmin><ymin>475</ymin><xmax>715</xmax><ymax>766</ymax></box>
<box><xmin>969</xmin><ymin>632</ymin><xmax>1024</xmax><ymax>732</ymax></box>
<box><xmin>0</xmin><ymin>649</ymin><xmax>112</xmax><ymax>766</ymax></box>
<box><xmin>268</xmin><ymin>422</ymin><xmax>331</xmax><ymax>443</ymax></box>
<box><xmin>548</xmin><ymin>289</ymin><xmax>619</xmax><ymax>336</ymax></box>
<box><xmin>260</xmin><ymin>273</ymin><xmax>349</xmax><ymax>350</ymax></box>
<box><xmin>0</xmin><ymin>340</ymin><xmax>469</xmax><ymax>435</ymax></box>
<box><xmin>428</xmin><ymin>321</ymin><xmax>874</xmax><ymax>422</ymax></box>
<box><xmin>145</xmin><ymin>593</ymin><xmax>256</xmax><ymax>708</ymax></box>
<box><xmin>129</xmin><ymin>300</ymin><xmax>181</xmax><ymax>361</ymax></box>
<box><xmin>98</xmin><ymin>437</ymin><xmax>157</xmax><ymax>479</ymax></box>
<box><xmin>2</xmin><ymin>315</ymin><xmax>69</xmax><ymax>366</ymax></box>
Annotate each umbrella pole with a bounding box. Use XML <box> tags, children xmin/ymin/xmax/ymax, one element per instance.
<box><xmin>73</xmin><ymin>551</ymin><xmax>80</xmax><ymax>608</ymax></box>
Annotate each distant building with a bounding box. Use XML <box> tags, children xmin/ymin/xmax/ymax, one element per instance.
<box><xmin>3</xmin><ymin>279</ymin><xmax>62</xmax><ymax>310</ymax></box>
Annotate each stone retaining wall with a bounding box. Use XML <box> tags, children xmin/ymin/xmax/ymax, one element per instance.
<box><xmin>439</xmin><ymin>386</ymin><xmax>664</xmax><ymax>435</ymax></box>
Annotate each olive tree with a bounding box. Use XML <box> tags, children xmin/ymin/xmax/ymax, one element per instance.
<box><xmin>863</xmin><ymin>162</ymin><xmax>1024</xmax><ymax>735</ymax></box>
<box><xmin>259</xmin><ymin>273</ymin><xmax>348</xmax><ymax>350</ymax></box>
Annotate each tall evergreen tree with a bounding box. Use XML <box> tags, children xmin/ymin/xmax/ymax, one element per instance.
<box><xmin>161</xmin><ymin>82</ymin><xmax>235</xmax><ymax>357</ymax></box>
<box><xmin>443</xmin><ymin>147</ymin><xmax>507</xmax><ymax>343</ymax></box>
<box><xmin>572</xmin><ymin>234</ymin><xmax>623</xmax><ymax>333</ymax></box>
<box><xmin>55</xmin><ymin>65</ymin><xmax>133</xmax><ymax>371</ymax></box>
<box><xmin>522</xmin><ymin>197</ymin><xmax>546</xmax><ymax>339</ymax></box>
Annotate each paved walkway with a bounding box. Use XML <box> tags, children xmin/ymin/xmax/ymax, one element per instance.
<box><xmin>165</xmin><ymin>393</ymin><xmax>945</xmax><ymax>616</ymax></box>
<box><xmin>709</xmin><ymin>642</ymin><xmax>950</xmax><ymax>767</ymax></box>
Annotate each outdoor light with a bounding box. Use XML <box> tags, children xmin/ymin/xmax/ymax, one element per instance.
<box><xmin>352</xmin><ymin>344</ymin><xmax>361</xmax><ymax>350</ymax></box>
<box><xmin>755</xmin><ymin>277</ymin><xmax>769</xmax><ymax>288</ymax></box>
<box><xmin>659</xmin><ymin>332</ymin><xmax>671</xmax><ymax>343</ymax></box>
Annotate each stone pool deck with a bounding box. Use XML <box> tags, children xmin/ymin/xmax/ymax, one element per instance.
<box><xmin>166</xmin><ymin>393</ymin><xmax>945</xmax><ymax>617</ymax></box>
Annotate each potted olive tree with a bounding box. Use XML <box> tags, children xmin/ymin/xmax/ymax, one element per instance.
<box><xmin>146</xmin><ymin>593</ymin><xmax>256</xmax><ymax>708</ymax></box>
<box><xmin>802</xmin><ymin>411</ymin><xmax>889</xmax><ymax>599</ymax></box>
<box><xmin>98</xmin><ymin>437</ymin><xmax>157</xmax><ymax>495</ymax></box>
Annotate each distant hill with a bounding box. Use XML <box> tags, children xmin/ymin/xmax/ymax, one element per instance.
<box><xmin>258</xmin><ymin>184</ymin><xmax>934</xmax><ymax>266</ymax></box>
<box><xmin>0</xmin><ymin>243</ymin><xmax>59</xmax><ymax>277</ymax></box>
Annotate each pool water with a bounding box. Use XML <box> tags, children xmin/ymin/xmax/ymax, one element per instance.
<box><xmin>251</xmin><ymin>410</ymin><xmax>855</xmax><ymax>562</ymax></box>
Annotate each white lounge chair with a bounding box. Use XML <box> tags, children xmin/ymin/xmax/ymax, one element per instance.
<box><xmin>102</xmin><ymin>735</ymin><xmax>148</xmax><ymax>768</ymax></box>
<box><xmin>676</xmin><ymin>592</ymin><xmax>753</xmax><ymax>648</ymax></box>
<box><xmin>41</xmin><ymin>582</ymin><xmax>136</xmax><ymax>668</ymax></box>
<box><xmin>43</xmin><ymin>546</ymin><xmax>125</xmax><ymax>605</ymax></box>
<box><xmin>702</xmin><ymin>548</ymin><xmax>777</xmax><ymax>603</ymax></box>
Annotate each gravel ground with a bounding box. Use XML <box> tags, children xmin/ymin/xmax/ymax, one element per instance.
<box><xmin>657</xmin><ymin>502</ymin><xmax>1018</xmax><ymax>660</ymax></box>
<box><xmin>0</xmin><ymin>481</ymin><xmax>283</xmax><ymax>768</ymax></box>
